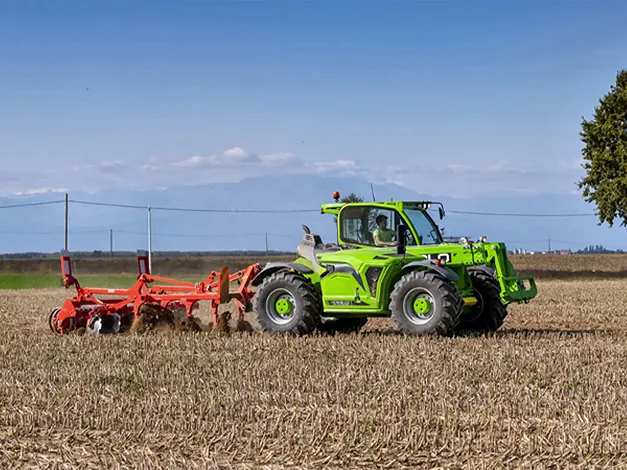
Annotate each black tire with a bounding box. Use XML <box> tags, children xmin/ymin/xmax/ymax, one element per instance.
<box><xmin>389</xmin><ymin>270</ymin><xmax>462</xmax><ymax>336</ymax></box>
<box><xmin>457</xmin><ymin>268</ymin><xmax>507</xmax><ymax>333</ymax></box>
<box><xmin>317</xmin><ymin>317</ymin><xmax>368</xmax><ymax>335</ymax></box>
<box><xmin>253</xmin><ymin>270</ymin><xmax>321</xmax><ymax>334</ymax></box>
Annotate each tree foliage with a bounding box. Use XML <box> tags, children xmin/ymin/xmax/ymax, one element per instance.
<box><xmin>578</xmin><ymin>69</ymin><xmax>627</xmax><ymax>227</ymax></box>
<box><xmin>340</xmin><ymin>193</ymin><xmax>364</xmax><ymax>203</ymax></box>
<box><xmin>576</xmin><ymin>244</ymin><xmax>625</xmax><ymax>254</ymax></box>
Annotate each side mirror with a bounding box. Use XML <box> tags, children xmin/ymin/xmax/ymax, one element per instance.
<box><xmin>439</xmin><ymin>207</ymin><xmax>445</xmax><ymax>219</ymax></box>
<box><xmin>396</xmin><ymin>224</ymin><xmax>407</xmax><ymax>255</ymax></box>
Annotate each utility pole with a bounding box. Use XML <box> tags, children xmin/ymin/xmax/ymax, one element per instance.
<box><xmin>110</xmin><ymin>229</ymin><xmax>113</xmax><ymax>258</ymax></box>
<box><xmin>265</xmin><ymin>232</ymin><xmax>269</xmax><ymax>257</ymax></box>
<box><xmin>147</xmin><ymin>206</ymin><xmax>152</xmax><ymax>273</ymax></box>
<box><xmin>548</xmin><ymin>238</ymin><xmax>551</xmax><ymax>254</ymax></box>
<box><xmin>64</xmin><ymin>193</ymin><xmax>69</xmax><ymax>251</ymax></box>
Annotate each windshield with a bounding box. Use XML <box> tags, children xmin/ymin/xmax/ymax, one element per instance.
<box><xmin>404</xmin><ymin>208</ymin><xmax>442</xmax><ymax>245</ymax></box>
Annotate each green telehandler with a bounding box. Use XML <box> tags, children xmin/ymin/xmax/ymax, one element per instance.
<box><xmin>250</xmin><ymin>192</ymin><xmax>537</xmax><ymax>336</ymax></box>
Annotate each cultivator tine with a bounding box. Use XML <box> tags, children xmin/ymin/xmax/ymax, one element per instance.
<box><xmin>219</xmin><ymin>266</ymin><xmax>230</xmax><ymax>303</ymax></box>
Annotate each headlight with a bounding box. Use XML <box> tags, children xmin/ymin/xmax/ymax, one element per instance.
<box><xmin>460</xmin><ymin>237</ymin><xmax>469</xmax><ymax>245</ymax></box>
<box><xmin>480</xmin><ymin>236</ymin><xmax>488</xmax><ymax>243</ymax></box>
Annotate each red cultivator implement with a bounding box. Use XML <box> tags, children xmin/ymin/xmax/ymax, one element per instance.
<box><xmin>49</xmin><ymin>250</ymin><xmax>262</xmax><ymax>335</ymax></box>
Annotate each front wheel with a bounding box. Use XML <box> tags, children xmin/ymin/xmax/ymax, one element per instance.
<box><xmin>389</xmin><ymin>270</ymin><xmax>462</xmax><ymax>336</ymax></box>
<box><xmin>252</xmin><ymin>271</ymin><xmax>321</xmax><ymax>334</ymax></box>
<box><xmin>457</xmin><ymin>268</ymin><xmax>507</xmax><ymax>333</ymax></box>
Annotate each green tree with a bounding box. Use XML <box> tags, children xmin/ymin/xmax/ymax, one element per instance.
<box><xmin>341</xmin><ymin>193</ymin><xmax>364</xmax><ymax>203</ymax></box>
<box><xmin>578</xmin><ymin>69</ymin><xmax>627</xmax><ymax>227</ymax></box>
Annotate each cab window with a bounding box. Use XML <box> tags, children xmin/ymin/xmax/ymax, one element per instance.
<box><xmin>339</xmin><ymin>205</ymin><xmax>416</xmax><ymax>246</ymax></box>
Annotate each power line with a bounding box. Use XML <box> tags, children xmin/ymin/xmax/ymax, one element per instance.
<box><xmin>114</xmin><ymin>229</ymin><xmax>271</xmax><ymax>238</ymax></box>
<box><xmin>69</xmin><ymin>199</ymin><xmax>319</xmax><ymax>213</ymax></box>
<box><xmin>0</xmin><ymin>230</ymin><xmax>61</xmax><ymax>235</ymax></box>
<box><xmin>0</xmin><ymin>200</ymin><xmax>65</xmax><ymax>210</ymax></box>
<box><xmin>0</xmin><ymin>227</ymin><xmax>303</xmax><ymax>238</ymax></box>
<box><xmin>267</xmin><ymin>232</ymin><xmax>302</xmax><ymax>238</ymax></box>
<box><xmin>448</xmin><ymin>210</ymin><xmax>595</xmax><ymax>217</ymax></box>
<box><xmin>0</xmin><ymin>228</ymin><xmax>127</xmax><ymax>235</ymax></box>
<box><xmin>152</xmin><ymin>206</ymin><xmax>319</xmax><ymax>214</ymax></box>
<box><xmin>68</xmin><ymin>200</ymin><xmax>147</xmax><ymax>210</ymax></box>
<box><xmin>0</xmin><ymin>197</ymin><xmax>583</xmax><ymax>217</ymax></box>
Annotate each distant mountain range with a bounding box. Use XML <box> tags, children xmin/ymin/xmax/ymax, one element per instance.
<box><xmin>0</xmin><ymin>174</ymin><xmax>623</xmax><ymax>254</ymax></box>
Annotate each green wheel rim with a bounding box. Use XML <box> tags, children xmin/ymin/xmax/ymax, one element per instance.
<box><xmin>275</xmin><ymin>298</ymin><xmax>293</xmax><ymax>315</ymax></box>
<box><xmin>413</xmin><ymin>298</ymin><xmax>431</xmax><ymax>314</ymax></box>
<box><xmin>265</xmin><ymin>288</ymin><xmax>296</xmax><ymax>325</ymax></box>
<box><xmin>403</xmin><ymin>287</ymin><xmax>436</xmax><ymax>325</ymax></box>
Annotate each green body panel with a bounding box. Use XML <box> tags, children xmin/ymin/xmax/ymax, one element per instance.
<box><xmin>278</xmin><ymin>199</ymin><xmax>536</xmax><ymax>318</ymax></box>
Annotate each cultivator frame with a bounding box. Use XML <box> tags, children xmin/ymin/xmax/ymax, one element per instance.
<box><xmin>49</xmin><ymin>250</ymin><xmax>262</xmax><ymax>335</ymax></box>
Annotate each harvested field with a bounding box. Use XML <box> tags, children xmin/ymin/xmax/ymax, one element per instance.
<box><xmin>509</xmin><ymin>254</ymin><xmax>627</xmax><ymax>279</ymax></box>
<box><xmin>1</xmin><ymin>280</ymin><xmax>627</xmax><ymax>468</ymax></box>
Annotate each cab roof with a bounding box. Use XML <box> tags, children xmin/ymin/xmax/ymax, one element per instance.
<box><xmin>320</xmin><ymin>200</ymin><xmax>436</xmax><ymax>215</ymax></box>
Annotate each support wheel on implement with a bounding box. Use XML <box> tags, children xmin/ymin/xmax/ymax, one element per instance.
<box><xmin>48</xmin><ymin>307</ymin><xmax>62</xmax><ymax>334</ymax></box>
<box><xmin>389</xmin><ymin>270</ymin><xmax>462</xmax><ymax>336</ymax></box>
<box><xmin>457</xmin><ymin>268</ymin><xmax>507</xmax><ymax>333</ymax></box>
<box><xmin>253</xmin><ymin>271</ymin><xmax>321</xmax><ymax>335</ymax></box>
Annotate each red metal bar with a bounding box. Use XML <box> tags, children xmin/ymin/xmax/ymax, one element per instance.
<box><xmin>137</xmin><ymin>250</ymin><xmax>150</xmax><ymax>275</ymax></box>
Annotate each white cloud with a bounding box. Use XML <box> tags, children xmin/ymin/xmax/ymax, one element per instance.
<box><xmin>172</xmin><ymin>147</ymin><xmax>262</xmax><ymax>168</ymax></box>
<box><xmin>558</xmin><ymin>157</ymin><xmax>585</xmax><ymax>170</ymax></box>
<box><xmin>11</xmin><ymin>187</ymin><xmax>68</xmax><ymax>196</ymax></box>
<box><xmin>0</xmin><ymin>145</ymin><xmax>588</xmax><ymax>199</ymax></box>
<box><xmin>382</xmin><ymin>157</ymin><xmax>586</xmax><ymax>198</ymax></box>
<box><xmin>98</xmin><ymin>160</ymin><xmax>129</xmax><ymax>173</ymax></box>
<box><xmin>223</xmin><ymin>146</ymin><xmax>252</xmax><ymax>160</ymax></box>
<box><xmin>171</xmin><ymin>155</ymin><xmax>208</xmax><ymax>168</ymax></box>
<box><xmin>260</xmin><ymin>152</ymin><xmax>301</xmax><ymax>166</ymax></box>
<box><xmin>487</xmin><ymin>160</ymin><xmax>512</xmax><ymax>172</ymax></box>
<box><xmin>17</xmin><ymin>146</ymin><xmax>362</xmax><ymax>194</ymax></box>
<box><xmin>309</xmin><ymin>159</ymin><xmax>364</xmax><ymax>177</ymax></box>
<box><xmin>166</xmin><ymin>147</ymin><xmax>362</xmax><ymax>181</ymax></box>
<box><xmin>139</xmin><ymin>164</ymin><xmax>160</xmax><ymax>171</ymax></box>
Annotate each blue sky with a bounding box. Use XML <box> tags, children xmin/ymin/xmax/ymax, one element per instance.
<box><xmin>1</xmin><ymin>0</ymin><xmax>626</xmax><ymax>198</ymax></box>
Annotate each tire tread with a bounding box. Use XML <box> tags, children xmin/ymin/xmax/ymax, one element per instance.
<box><xmin>389</xmin><ymin>270</ymin><xmax>462</xmax><ymax>336</ymax></box>
<box><xmin>253</xmin><ymin>270</ymin><xmax>321</xmax><ymax>335</ymax></box>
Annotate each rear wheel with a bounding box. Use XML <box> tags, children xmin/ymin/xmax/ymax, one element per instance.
<box><xmin>253</xmin><ymin>271</ymin><xmax>321</xmax><ymax>334</ymax></box>
<box><xmin>458</xmin><ymin>268</ymin><xmax>507</xmax><ymax>333</ymax></box>
<box><xmin>389</xmin><ymin>270</ymin><xmax>462</xmax><ymax>336</ymax></box>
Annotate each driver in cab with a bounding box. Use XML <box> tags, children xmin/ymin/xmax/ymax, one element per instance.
<box><xmin>373</xmin><ymin>214</ymin><xmax>396</xmax><ymax>247</ymax></box>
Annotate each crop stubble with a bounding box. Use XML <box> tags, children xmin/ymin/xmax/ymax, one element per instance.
<box><xmin>1</xmin><ymin>280</ymin><xmax>627</xmax><ymax>468</ymax></box>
